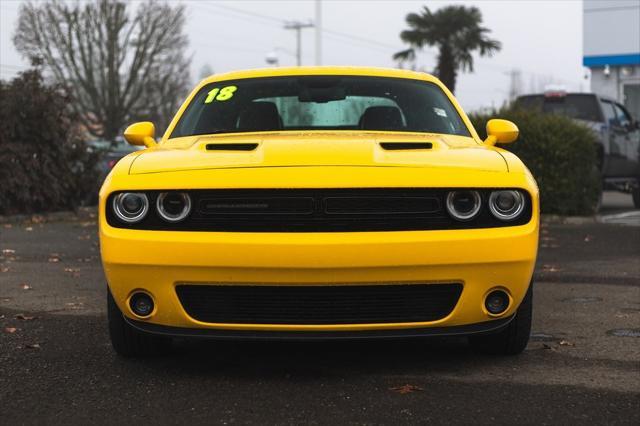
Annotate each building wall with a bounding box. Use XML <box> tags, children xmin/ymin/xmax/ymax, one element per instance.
<box><xmin>583</xmin><ymin>0</ymin><xmax>640</xmax><ymax>118</ymax></box>
<box><xmin>590</xmin><ymin>66</ymin><xmax>640</xmax><ymax>100</ymax></box>
<box><xmin>583</xmin><ymin>0</ymin><xmax>640</xmax><ymax>61</ymax></box>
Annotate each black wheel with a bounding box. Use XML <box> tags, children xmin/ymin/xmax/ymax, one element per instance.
<box><xmin>107</xmin><ymin>289</ymin><xmax>170</xmax><ymax>357</ymax></box>
<box><xmin>469</xmin><ymin>282</ymin><xmax>533</xmax><ymax>355</ymax></box>
<box><xmin>632</xmin><ymin>186</ymin><xmax>640</xmax><ymax>209</ymax></box>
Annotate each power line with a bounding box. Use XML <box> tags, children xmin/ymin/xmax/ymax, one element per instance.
<box><xmin>196</xmin><ymin>2</ymin><xmax>407</xmax><ymax>55</ymax></box>
<box><xmin>199</xmin><ymin>2</ymin><xmax>283</xmax><ymax>25</ymax></box>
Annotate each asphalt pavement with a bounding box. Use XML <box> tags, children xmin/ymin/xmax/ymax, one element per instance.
<box><xmin>1</xmin><ymin>192</ymin><xmax>639</xmax><ymax>425</ymax></box>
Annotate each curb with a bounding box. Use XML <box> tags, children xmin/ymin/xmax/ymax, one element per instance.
<box><xmin>540</xmin><ymin>214</ymin><xmax>596</xmax><ymax>225</ymax></box>
<box><xmin>0</xmin><ymin>207</ymin><xmax>97</xmax><ymax>224</ymax></box>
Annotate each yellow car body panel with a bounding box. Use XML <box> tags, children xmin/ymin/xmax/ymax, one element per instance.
<box><xmin>99</xmin><ymin>66</ymin><xmax>539</xmax><ymax>336</ymax></box>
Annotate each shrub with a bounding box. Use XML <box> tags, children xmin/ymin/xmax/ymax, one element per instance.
<box><xmin>469</xmin><ymin>108</ymin><xmax>601</xmax><ymax>215</ymax></box>
<box><xmin>0</xmin><ymin>66</ymin><xmax>99</xmax><ymax>215</ymax></box>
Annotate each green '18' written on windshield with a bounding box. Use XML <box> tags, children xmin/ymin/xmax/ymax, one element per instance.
<box><xmin>204</xmin><ymin>86</ymin><xmax>237</xmax><ymax>104</ymax></box>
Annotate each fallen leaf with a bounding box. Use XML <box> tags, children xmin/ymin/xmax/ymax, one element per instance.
<box><xmin>2</xmin><ymin>249</ymin><xmax>16</xmax><ymax>255</ymax></box>
<box><xmin>389</xmin><ymin>384</ymin><xmax>423</xmax><ymax>394</ymax></box>
<box><xmin>25</xmin><ymin>343</ymin><xmax>41</xmax><ymax>349</ymax></box>
<box><xmin>48</xmin><ymin>254</ymin><xmax>61</xmax><ymax>263</ymax></box>
<box><xmin>2</xmin><ymin>224</ymin><xmax>12</xmax><ymax>229</ymax></box>
<box><xmin>0</xmin><ymin>314</ymin><xmax>4</xmax><ymax>319</ymax></box>
<box><xmin>15</xmin><ymin>314</ymin><xmax>35</xmax><ymax>321</ymax></box>
<box><xmin>24</xmin><ymin>226</ymin><xmax>33</xmax><ymax>232</ymax></box>
<box><xmin>30</xmin><ymin>215</ymin><xmax>45</xmax><ymax>224</ymax></box>
<box><xmin>4</xmin><ymin>327</ymin><xmax>17</xmax><ymax>334</ymax></box>
<box><xmin>559</xmin><ymin>340</ymin><xmax>575</xmax><ymax>347</ymax></box>
<box><xmin>584</xmin><ymin>235</ymin><xmax>593</xmax><ymax>242</ymax></box>
<box><xmin>542</xmin><ymin>264</ymin><xmax>561</xmax><ymax>273</ymax></box>
<box><xmin>21</xmin><ymin>283</ymin><xmax>32</xmax><ymax>290</ymax></box>
<box><xmin>542</xmin><ymin>343</ymin><xmax>555</xmax><ymax>351</ymax></box>
<box><xmin>65</xmin><ymin>302</ymin><xmax>84</xmax><ymax>310</ymax></box>
<box><xmin>1</xmin><ymin>266</ymin><xmax>9</xmax><ymax>273</ymax></box>
<box><xmin>64</xmin><ymin>268</ymin><xmax>80</xmax><ymax>273</ymax></box>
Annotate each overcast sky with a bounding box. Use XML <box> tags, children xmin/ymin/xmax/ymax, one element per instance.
<box><xmin>0</xmin><ymin>0</ymin><xmax>588</xmax><ymax>111</ymax></box>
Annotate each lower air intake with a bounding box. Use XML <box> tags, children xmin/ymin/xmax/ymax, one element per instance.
<box><xmin>176</xmin><ymin>283</ymin><xmax>462</xmax><ymax>325</ymax></box>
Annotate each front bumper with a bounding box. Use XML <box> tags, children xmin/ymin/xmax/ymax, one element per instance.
<box><xmin>101</xmin><ymin>219</ymin><xmax>538</xmax><ymax>334</ymax></box>
<box><xmin>125</xmin><ymin>315</ymin><xmax>515</xmax><ymax>340</ymax></box>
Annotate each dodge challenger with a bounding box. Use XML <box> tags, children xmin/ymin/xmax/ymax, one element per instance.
<box><xmin>99</xmin><ymin>67</ymin><xmax>539</xmax><ymax>357</ymax></box>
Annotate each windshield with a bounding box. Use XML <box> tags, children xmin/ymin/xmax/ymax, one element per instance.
<box><xmin>170</xmin><ymin>76</ymin><xmax>471</xmax><ymax>138</ymax></box>
<box><xmin>515</xmin><ymin>94</ymin><xmax>603</xmax><ymax>122</ymax></box>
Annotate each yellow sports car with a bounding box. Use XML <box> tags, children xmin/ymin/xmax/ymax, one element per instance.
<box><xmin>100</xmin><ymin>66</ymin><xmax>538</xmax><ymax>357</ymax></box>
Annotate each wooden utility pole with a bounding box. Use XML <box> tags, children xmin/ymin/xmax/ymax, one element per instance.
<box><xmin>284</xmin><ymin>20</ymin><xmax>314</xmax><ymax>66</ymax></box>
<box><xmin>315</xmin><ymin>0</ymin><xmax>322</xmax><ymax>65</ymax></box>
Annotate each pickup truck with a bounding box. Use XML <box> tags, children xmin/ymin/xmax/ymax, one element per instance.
<box><xmin>514</xmin><ymin>92</ymin><xmax>640</xmax><ymax>208</ymax></box>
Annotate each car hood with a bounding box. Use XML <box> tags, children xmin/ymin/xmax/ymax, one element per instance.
<box><xmin>128</xmin><ymin>132</ymin><xmax>508</xmax><ymax>174</ymax></box>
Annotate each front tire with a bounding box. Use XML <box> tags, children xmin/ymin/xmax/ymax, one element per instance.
<box><xmin>469</xmin><ymin>282</ymin><xmax>533</xmax><ymax>355</ymax></box>
<box><xmin>107</xmin><ymin>289</ymin><xmax>170</xmax><ymax>357</ymax></box>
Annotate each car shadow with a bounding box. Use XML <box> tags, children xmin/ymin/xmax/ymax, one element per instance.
<box><xmin>122</xmin><ymin>336</ymin><xmax>528</xmax><ymax>380</ymax></box>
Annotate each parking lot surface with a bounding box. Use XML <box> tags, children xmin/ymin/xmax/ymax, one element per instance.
<box><xmin>1</xmin><ymin>194</ymin><xmax>639</xmax><ymax>425</ymax></box>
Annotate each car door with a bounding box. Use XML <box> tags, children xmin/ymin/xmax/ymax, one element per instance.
<box><xmin>613</xmin><ymin>102</ymin><xmax>640</xmax><ymax>176</ymax></box>
<box><xmin>600</xmin><ymin>100</ymin><xmax>627</xmax><ymax>176</ymax></box>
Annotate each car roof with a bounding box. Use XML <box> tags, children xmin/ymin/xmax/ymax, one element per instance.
<box><xmin>516</xmin><ymin>93</ymin><xmax>619</xmax><ymax>103</ymax></box>
<box><xmin>198</xmin><ymin>66</ymin><xmax>440</xmax><ymax>85</ymax></box>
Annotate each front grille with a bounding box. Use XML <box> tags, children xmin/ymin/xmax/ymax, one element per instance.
<box><xmin>106</xmin><ymin>188</ymin><xmax>532</xmax><ymax>232</ymax></box>
<box><xmin>175</xmin><ymin>283</ymin><xmax>463</xmax><ymax>325</ymax></box>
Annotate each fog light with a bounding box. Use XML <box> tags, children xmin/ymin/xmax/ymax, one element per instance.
<box><xmin>485</xmin><ymin>290</ymin><xmax>509</xmax><ymax>315</ymax></box>
<box><xmin>129</xmin><ymin>292</ymin><xmax>154</xmax><ymax>317</ymax></box>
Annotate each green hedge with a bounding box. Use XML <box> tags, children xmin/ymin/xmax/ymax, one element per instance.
<box><xmin>0</xmin><ymin>67</ymin><xmax>98</xmax><ymax>215</ymax></box>
<box><xmin>469</xmin><ymin>109</ymin><xmax>601</xmax><ymax>215</ymax></box>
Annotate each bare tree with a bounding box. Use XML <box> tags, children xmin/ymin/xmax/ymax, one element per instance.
<box><xmin>14</xmin><ymin>0</ymin><xmax>191</xmax><ymax>141</ymax></box>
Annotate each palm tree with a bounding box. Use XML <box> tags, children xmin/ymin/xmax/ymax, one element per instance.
<box><xmin>394</xmin><ymin>5</ymin><xmax>501</xmax><ymax>93</ymax></box>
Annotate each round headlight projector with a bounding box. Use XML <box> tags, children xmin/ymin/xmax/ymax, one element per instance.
<box><xmin>157</xmin><ymin>192</ymin><xmax>192</xmax><ymax>223</ymax></box>
<box><xmin>485</xmin><ymin>290</ymin><xmax>510</xmax><ymax>315</ymax></box>
<box><xmin>113</xmin><ymin>193</ymin><xmax>149</xmax><ymax>223</ymax></box>
<box><xmin>489</xmin><ymin>190</ymin><xmax>525</xmax><ymax>221</ymax></box>
<box><xmin>446</xmin><ymin>190</ymin><xmax>481</xmax><ymax>221</ymax></box>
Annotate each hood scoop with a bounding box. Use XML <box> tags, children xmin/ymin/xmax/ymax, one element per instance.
<box><xmin>379</xmin><ymin>142</ymin><xmax>433</xmax><ymax>150</ymax></box>
<box><xmin>206</xmin><ymin>143</ymin><xmax>259</xmax><ymax>151</ymax></box>
<box><xmin>130</xmin><ymin>135</ymin><xmax>508</xmax><ymax>174</ymax></box>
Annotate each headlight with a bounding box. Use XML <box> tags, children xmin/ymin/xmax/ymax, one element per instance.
<box><xmin>156</xmin><ymin>192</ymin><xmax>192</xmax><ymax>222</ymax></box>
<box><xmin>112</xmin><ymin>193</ymin><xmax>149</xmax><ymax>223</ymax></box>
<box><xmin>489</xmin><ymin>190</ymin><xmax>525</xmax><ymax>221</ymax></box>
<box><xmin>446</xmin><ymin>190</ymin><xmax>481</xmax><ymax>221</ymax></box>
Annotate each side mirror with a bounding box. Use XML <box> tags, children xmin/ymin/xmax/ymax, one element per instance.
<box><xmin>123</xmin><ymin>122</ymin><xmax>157</xmax><ymax>148</ymax></box>
<box><xmin>484</xmin><ymin>119</ymin><xmax>519</xmax><ymax>146</ymax></box>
